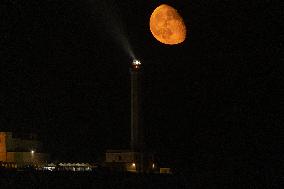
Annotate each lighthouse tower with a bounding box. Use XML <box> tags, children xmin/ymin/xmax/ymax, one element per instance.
<box><xmin>130</xmin><ymin>59</ymin><xmax>143</xmax><ymax>152</ymax></box>
<box><xmin>105</xmin><ymin>59</ymin><xmax>156</xmax><ymax>173</ymax></box>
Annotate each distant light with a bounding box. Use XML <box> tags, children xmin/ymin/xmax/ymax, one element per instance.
<box><xmin>152</xmin><ymin>163</ymin><xmax>155</xmax><ymax>169</ymax></box>
<box><xmin>132</xmin><ymin>59</ymin><xmax>141</xmax><ymax>66</ymax></box>
<box><xmin>31</xmin><ymin>150</ymin><xmax>35</xmax><ymax>154</ymax></box>
<box><xmin>132</xmin><ymin>163</ymin><xmax>136</xmax><ymax>167</ymax></box>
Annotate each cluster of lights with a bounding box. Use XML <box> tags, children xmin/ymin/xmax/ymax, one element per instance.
<box><xmin>132</xmin><ymin>59</ymin><xmax>141</xmax><ymax>66</ymax></box>
<box><xmin>132</xmin><ymin>59</ymin><xmax>141</xmax><ymax>69</ymax></box>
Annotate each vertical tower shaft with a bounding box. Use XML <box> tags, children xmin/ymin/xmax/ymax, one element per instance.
<box><xmin>130</xmin><ymin>60</ymin><xmax>143</xmax><ymax>152</ymax></box>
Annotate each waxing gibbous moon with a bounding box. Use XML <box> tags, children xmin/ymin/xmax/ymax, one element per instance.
<box><xmin>150</xmin><ymin>4</ymin><xmax>186</xmax><ymax>45</ymax></box>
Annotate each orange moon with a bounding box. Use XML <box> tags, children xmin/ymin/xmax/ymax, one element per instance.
<box><xmin>150</xmin><ymin>4</ymin><xmax>186</xmax><ymax>45</ymax></box>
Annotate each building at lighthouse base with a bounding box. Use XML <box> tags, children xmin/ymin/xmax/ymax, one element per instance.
<box><xmin>105</xmin><ymin>150</ymin><xmax>157</xmax><ymax>173</ymax></box>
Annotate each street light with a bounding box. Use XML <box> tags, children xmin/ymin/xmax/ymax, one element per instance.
<box><xmin>30</xmin><ymin>150</ymin><xmax>35</xmax><ymax>165</ymax></box>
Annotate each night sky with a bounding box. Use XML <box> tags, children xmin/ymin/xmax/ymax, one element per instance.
<box><xmin>1</xmin><ymin>0</ymin><xmax>282</xmax><ymax>177</ymax></box>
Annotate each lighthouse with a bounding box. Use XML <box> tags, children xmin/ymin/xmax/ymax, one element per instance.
<box><xmin>105</xmin><ymin>59</ymin><xmax>156</xmax><ymax>173</ymax></box>
<box><xmin>130</xmin><ymin>59</ymin><xmax>143</xmax><ymax>152</ymax></box>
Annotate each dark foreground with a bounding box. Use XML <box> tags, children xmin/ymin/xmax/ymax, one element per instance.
<box><xmin>0</xmin><ymin>170</ymin><xmax>188</xmax><ymax>189</ymax></box>
<box><xmin>0</xmin><ymin>170</ymin><xmax>282</xmax><ymax>189</ymax></box>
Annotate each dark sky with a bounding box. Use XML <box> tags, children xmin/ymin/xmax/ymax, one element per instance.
<box><xmin>1</xmin><ymin>0</ymin><xmax>282</xmax><ymax>176</ymax></box>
